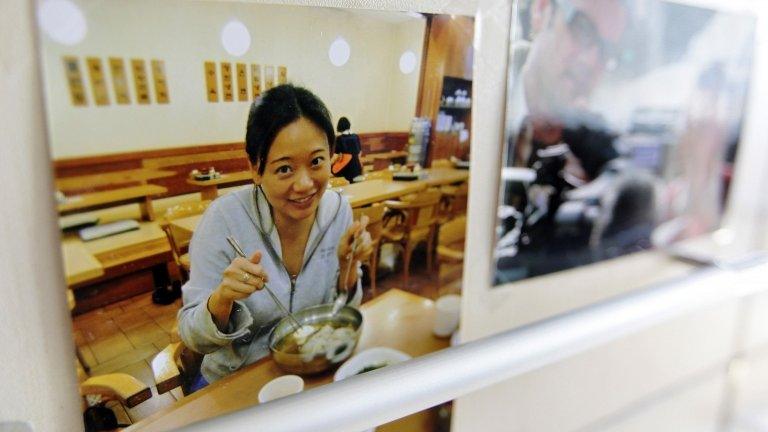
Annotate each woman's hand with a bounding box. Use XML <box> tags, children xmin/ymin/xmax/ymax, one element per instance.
<box><xmin>337</xmin><ymin>216</ymin><xmax>374</xmax><ymax>290</ymax></box>
<box><xmin>208</xmin><ymin>251</ymin><xmax>269</xmax><ymax>330</ymax></box>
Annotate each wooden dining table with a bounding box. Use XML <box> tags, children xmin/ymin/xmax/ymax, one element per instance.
<box><xmin>126</xmin><ymin>289</ymin><xmax>449</xmax><ymax>432</ymax></box>
<box><xmin>61</xmin><ymin>237</ymin><xmax>105</xmax><ymax>286</ymax></box>
<box><xmin>57</xmin><ymin>184</ymin><xmax>168</xmax><ymax>221</ymax></box>
<box><xmin>418</xmin><ymin>168</ymin><xmax>469</xmax><ymax>187</ymax></box>
<box><xmin>186</xmin><ymin>171</ymin><xmax>253</xmax><ymax>200</ymax></box>
<box><xmin>334</xmin><ymin>179</ymin><xmax>426</xmax><ymax>208</ymax></box>
<box><xmin>55</xmin><ymin>168</ymin><xmax>175</xmax><ymax>193</ymax></box>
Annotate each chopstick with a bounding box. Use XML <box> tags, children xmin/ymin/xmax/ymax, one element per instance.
<box><xmin>226</xmin><ymin>236</ymin><xmax>302</xmax><ymax>331</ymax></box>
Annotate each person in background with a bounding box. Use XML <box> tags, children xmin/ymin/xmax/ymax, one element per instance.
<box><xmin>178</xmin><ymin>84</ymin><xmax>373</xmax><ymax>390</ymax></box>
<box><xmin>332</xmin><ymin>116</ymin><xmax>364</xmax><ymax>183</ymax></box>
<box><xmin>496</xmin><ymin>0</ymin><xmax>640</xmax><ymax>282</ymax></box>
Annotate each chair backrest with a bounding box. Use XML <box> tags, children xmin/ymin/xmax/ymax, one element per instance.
<box><xmin>353</xmin><ymin>204</ymin><xmax>385</xmax><ymax>245</ymax></box>
<box><xmin>328</xmin><ymin>176</ymin><xmax>350</xmax><ymax>188</ymax></box>
<box><xmin>162</xmin><ymin>200</ymin><xmax>211</xmax><ymax>254</ymax></box>
<box><xmin>363</xmin><ymin>169</ymin><xmax>393</xmax><ymax>181</ymax></box>
<box><xmin>431</xmin><ymin>158</ymin><xmax>452</xmax><ymax>169</ymax></box>
<box><xmin>438</xmin><ymin>215</ymin><xmax>467</xmax><ymax>247</ymax></box>
<box><xmin>449</xmin><ymin>181</ymin><xmax>469</xmax><ymax>217</ymax></box>
<box><xmin>405</xmin><ymin>189</ymin><xmax>442</xmax><ymax>230</ymax></box>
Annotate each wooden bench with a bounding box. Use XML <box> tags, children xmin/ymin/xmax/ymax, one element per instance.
<box><xmin>142</xmin><ymin>149</ymin><xmax>251</xmax><ymax>199</ymax></box>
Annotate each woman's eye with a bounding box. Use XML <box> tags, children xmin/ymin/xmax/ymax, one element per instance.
<box><xmin>312</xmin><ymin>157</ymin><xmax>325</xmax><ymax>166</ymax></box>
<box><xmin>276</xmin><ymin>165</ymin><xmax>293</xmax><ymax>175</ymax></box>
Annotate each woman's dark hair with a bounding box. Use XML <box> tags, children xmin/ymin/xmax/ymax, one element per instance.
<box><xmin>245</xmin><ymin>84</ymin><xmax>335</xmax><ymax>174</ymax></box>
<box><xmin>336</xmin><ymin>116</ymin><xmax>351</xmax><ymax>133</ymax></box>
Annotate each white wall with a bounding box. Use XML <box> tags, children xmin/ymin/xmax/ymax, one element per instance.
<box><xmin>453</xmin><ymin>0</ymin><xmax>768</xmax><ymax>431</ymax></box>
<box><xmin>0</xmin><ymin>1</ymin><xmax>82</xmax><ymax>430</ymax></box>
<box><xmin>39</xmin><ymin>0</ymin><xmax>425</xmax><ymax>158</ymax></box>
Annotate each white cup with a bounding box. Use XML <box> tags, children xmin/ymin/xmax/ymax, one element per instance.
<box><xmin>433</xmin><ymin>294</ymin><xmax>461</xmax><ymax>337</ymax></box>
<box><xmin>258</xmin><ymin>375</ymin><xmax>304</xmax><ymax>403</ymax></box>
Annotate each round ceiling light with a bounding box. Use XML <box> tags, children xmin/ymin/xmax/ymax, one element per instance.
<box><xmin>399</xmin><ymin>50</ymin><xmax>417</xmax><ymax>74</ymax></box>
<box><xmin>221</xmin><ymin>20</ymin><xmax>251</xmax><ymax>57</ymax></box>
<box><xmin>37</xmin><ymin>0</ymin><xmax>87</xmax><ymax>46</ymax></box>
<box><xmin>329</xmin><ymin>37</ymin><xmax>350</xmax><ymax>67</ymax></box>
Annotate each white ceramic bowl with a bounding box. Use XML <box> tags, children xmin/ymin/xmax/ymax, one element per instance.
<box><xmin>334</xmin><ymin>347</ymin><xmax>412</xmax><ymax>381</ymax></box>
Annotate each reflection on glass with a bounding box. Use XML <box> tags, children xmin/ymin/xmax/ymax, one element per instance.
<box><xmin>494</xmin><ymin>0</ymin><xmax>755</xmax><ymax>285</ymax></box>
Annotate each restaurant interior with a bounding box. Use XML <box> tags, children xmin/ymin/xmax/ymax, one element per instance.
<box><xmin>42</xmin><ymin>0</ymin><xmax>474</xmax><ymax>430</ymax></box>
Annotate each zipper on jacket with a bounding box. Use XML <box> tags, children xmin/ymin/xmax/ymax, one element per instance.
<box><xmin>289</xmin><ymin>274</ymin><xmax>297</xmax><ymax>312</ymax></box>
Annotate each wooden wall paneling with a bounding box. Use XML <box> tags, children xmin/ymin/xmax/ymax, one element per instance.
<box><xmin>416</xmin><ymin>15</ymin><xmax>474</xmax><ymax>165</ymax></box>
<box><xmin>53</xmin><ymin>134</ymin><xmax>408</xmax><ymax>198</ymax></box>
<box><xmin>204</xmin><ymin>61</ymin><xmax>218</xmax><ymax>102</ymax></box>
<box><xmin>63</xmin><ymin>56</ymin><xmax>88</xmax><ymax>106</ymax></box>
<box><xmin>109</xmin><ymin>57</ymin><xmax>131</xmax><ymax>104</ymax></box>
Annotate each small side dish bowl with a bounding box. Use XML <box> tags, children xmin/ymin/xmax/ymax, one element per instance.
<box><xmin>334</xmin><ymin>347</ymin><xmax>412</xmax><ymax>381</ymax></box>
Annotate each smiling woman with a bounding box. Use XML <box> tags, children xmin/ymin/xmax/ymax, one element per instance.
<box><xmin>177</xmin><ymin>84</ymin><xmax>374</xmax><ymax>389</ymax></box>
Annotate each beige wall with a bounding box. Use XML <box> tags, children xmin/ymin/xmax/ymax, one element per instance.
<box><xmin>40</xmin><ymin>0</ymin><xmax>425</xmax><ymax>159</ymax></box>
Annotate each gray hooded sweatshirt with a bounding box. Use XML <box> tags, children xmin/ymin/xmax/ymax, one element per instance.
<box><xmin>178</xmin><ymin>186</ymin><xmax>362</xmax><ymax>382</ymax></box>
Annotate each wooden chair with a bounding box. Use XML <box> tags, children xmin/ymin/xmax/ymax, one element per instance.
<box><xmin>437</xmin><ymin>216</ymin><xmax>466</xmax><ymax>290</ymax></box>
<box><xmin>363</xmin><ymin>169</ymin><xmax>394</xmax><ymax>182</ymax></box>
<box><xmin>328</xmin><ymin>177</ymin><xmax>350</xmax><ymax>188</ymax></box>
<box><xmin>380</xmin><ymin>189</ymin><xmax>442</xmax><ymax>287</ymax></box>
<box><xmin>437</xmin><ymin>181</ymin><xmax>469</xmax><ymax>224</ymax></box>
<box><xmin>352</xmin><ymin>205</ymin><xmax>385</xmax><ymax>296</ymax></box>
<box><xmin>160</xmin><ymin>200</ymin><xmax>211</xmax><ymax>279</ymax></box>
<box><xmin>151</xmin><ymin>326</ymin><xmax>204</xmax><ymax>397</ymax></box>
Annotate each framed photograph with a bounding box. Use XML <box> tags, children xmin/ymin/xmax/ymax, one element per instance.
<box><xmin>492</xmin><ymin>0</ymin><xmax>757</xmax><ymax>286</ymax></box>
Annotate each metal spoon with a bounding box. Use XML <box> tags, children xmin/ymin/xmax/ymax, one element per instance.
<box><xmin>226</xmin><ymin>236</ymin><xmax>302</xmax><ymax>332</ymax></box>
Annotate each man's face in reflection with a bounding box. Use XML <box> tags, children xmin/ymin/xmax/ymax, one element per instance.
<box><xmin>524</xmin><ymin>0</ymin><xmax>627</xmax><ymax>120</ymax></box>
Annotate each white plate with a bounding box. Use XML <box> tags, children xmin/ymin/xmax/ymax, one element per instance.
<box><xmin>334</xmin><ymin>347</ymin><xmax>411</xmax><ymax>381</ymax></box>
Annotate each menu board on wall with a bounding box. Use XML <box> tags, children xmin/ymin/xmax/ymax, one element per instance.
<box><xmin>278</xmin><ymin>66</ymin><xmax>287</xmax><ymax>85</ymax></box>
<box><xmin>264</xmin><ymin>65</ymin><xmax>275</xmax><ymax>91</ymax></box>
<box><xmin>236</xmin><ymin>63</ymin><xmax>248</xmax><ymax>101</ymax></box>
<box><xmin>152</xmin><ymin>60</ymin><xmax>169</xmax><ymax>103</ymax></box>
<box><xmin>86</xmin><ymin>57</ymin><xmax>110</xmax><ymax>106</ymax></box>
<box><xmin>131</xmin><ymin>59</ymin><xmax>151</xmax><ymax>104</ymax></box>
<box><xmin>108</xmin><ymin>57</ymin><xmax>130</xmax><ymax>104</ymax></box>
<box><xmin>151</xmin><ymin>60</ymin><xmax>170</xmax><ymax>104</ymax></box>
<box><xmin>221</xmin><ymin>62</ymin><xmax>233</xmax><ymax>102</ymax></box>
<box><xmin>204</xmin><ymin>61</ymin><xmax>218</xmax><ymax>102</ymax></box>
<box><xmin>251</xmin><ymin>64</ymin><xmax>261</xmax><ymax>99</ymax></box>
<box><xmin>62</xmin><ymin>56</ymin><xmax>87</xmax><ymax>106</ymax></box>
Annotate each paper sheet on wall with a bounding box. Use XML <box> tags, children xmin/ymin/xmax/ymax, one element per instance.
<box><xmin>204</xmin><ymin>61</ymin><xmax>218</xmax><ymax>102</ymax></box>
<box><xmin>151</xmin><ymin>60</ymin><xmax>169</xmax><ymax>104</ymax></box>
<box><xmin>109</xmin><ymin>57</ymin><xmax>130</xmax><ymax>104</ymax></box>
<box><xmin>264</xmin><ymin>65</ymin><xmax>275</xmax><ymax>91</ymax></box>
<box><xmin>62</xmin><ymin>56</ymin><xmax>87</xmax><ymax>106</ymax></box>
<box><xmin>251</xmin><ymin>64</ymin><xmax>261</xmax><ymax>99</ymax></box>
<box><xmin>236</xmin><ymin>63</ymin><xmax>248</xmax><ymax>101</ymax></box>
<box><xmin>86</xmin><ymin>57</ymin><xmax>110</xmax><ymax>106</ymax></box>
<box><xmin>131</xmin><ymin>59</ymin><xmax>151</xmax><ymax>104</ymax></box>
<box><xmin>221</xmin><ymin>62</ymin><xmax>233</xmax><ymax>102</ymax></box>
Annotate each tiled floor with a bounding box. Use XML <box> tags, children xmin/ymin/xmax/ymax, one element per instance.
<box><xmin>72</xmin><ymin>248</ymin><xmax>463</xmax><ymax>425</ymax></box>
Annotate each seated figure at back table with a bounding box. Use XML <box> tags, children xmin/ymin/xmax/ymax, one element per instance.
<box><xmin>178</xmin><ymin>84</ymin><xmax>373</xmax><ymax>390</ymax></box>
<box><xmin>331</xmin><ymin>116</ymin><xmax>363</xmax><ymax>183</ymax></box>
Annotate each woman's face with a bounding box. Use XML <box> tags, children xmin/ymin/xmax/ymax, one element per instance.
<box><xmin>254</xmin><ymin>117</ymin><xmax>331</xmax><ymax>223</ymax></box>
